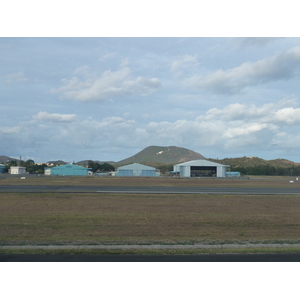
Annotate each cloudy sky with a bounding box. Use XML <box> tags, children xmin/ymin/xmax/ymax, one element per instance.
<box><xmin>1</xmin><ymin>37</ymin><xmax>300</xmax><ymax>163</ymax></box>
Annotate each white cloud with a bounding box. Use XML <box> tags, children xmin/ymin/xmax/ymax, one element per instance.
<box><xmin>3</xmin><ymin>98</ymin><xmax>300</xmax><ymax>161</ymax></box>
<box><xmin>170</xmin><ymin>54</ymin><xmax>198</xmax><ymax>76</ymax></box>
<box><xmin>184</xmin><ymin>46</ymin><xmax>300</xmax><ymax>94</ymax></box>
<box><xmin>101</xmin><ymin>53</ymin><xmax>116</xmax><ymax>61</ymax></box>
<box><xmin>0</xmin><ymin>126</ymin><xmax>20</xmax><ymax>134</ymax></box>
<box><xmin>222</xmin><ymin>123</ymin><xmax>271</xmax><ymax>138</ymax></box>
<box><xmin>33</xmin><ymin>112</ymin><xmax>77</xmax><ymax>123</ymax></box>
<box><xmin>201</xmin><ymin>99</ymin><xmax>300</xmax><ymax>126</ymax></box>
<box><xmin>274</xmin><ymin>108</ymin><xmax>300</xmax><ymax>125</ymax></box>
<box><xmin>5</xmin><ymin>72</ymin><xmax>29</xmax><ymax>84</ymax></box>
<box><xmin>30</xmin><ymin>99</ymin><xmax>300</xmax><ymax>154</ymax></box>
<box><xmin>202</xmin><ymin>103</ymin><xmax>275</xmax><ymax>121</ymax></box>
<box><xmin>51</xmin><ymin>66</ymin><xmax>162</xmax><ymax>101</ymax></box>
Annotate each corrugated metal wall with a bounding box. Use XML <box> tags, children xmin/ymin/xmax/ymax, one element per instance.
<box><xmin>49</xmin><ymin>164</ymin><xmax>90</xmax><ymax>176</ymax></box>
<box><xmin>118</xmin><ymin>170</ymin><xmax>134</xmax><ymax>176</ymax></box>
<box><xmin>141</xmin><ymin>170</ymin><xmax>156</xmax><ymax>176</ymax></box>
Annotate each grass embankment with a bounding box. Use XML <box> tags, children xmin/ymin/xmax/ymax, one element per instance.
<box><xmin>1</xmin><ymin>193</ymin><xmax>300</xmax><ymax>250</ymax></box>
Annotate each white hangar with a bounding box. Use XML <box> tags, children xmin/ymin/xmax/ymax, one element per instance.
<box><xmin>173</xmin><ymin>159</ymin><xmax>230</xmax><ymax>178</ymax></box>
<box><xmin>116</xmin><ymin>163</ymin><xmax>157</xmax><ymax>177</ymax></box>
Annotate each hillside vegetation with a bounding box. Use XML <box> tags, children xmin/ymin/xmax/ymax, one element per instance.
<box><xmin>210</xmin><ymin>156</ymin><xmax>300</xmax><ymax>176</ymax></box>
<box><xmin>116</xmin><ymin>146</ymin><xmax>204</xmax><ymax>166</ymax></box>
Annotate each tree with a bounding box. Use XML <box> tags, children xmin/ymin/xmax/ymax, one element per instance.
<box><xmin>99</xmin><ymin>163</ymin><xmax>115</xmax><ymax>172</ymax></box>
<box><xmin>87</xmin><ymin>161</ymin><xmax>115</xmax><ymax>173</ymax></box>
<box><xmin>88</xmin><ymin>161</ymin><xmax>101</xmax><ymax>173</ymax></box>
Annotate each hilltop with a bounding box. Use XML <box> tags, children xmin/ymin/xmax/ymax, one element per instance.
<box><xmin>116</xmin><ymin>146</ymin><xmax>205</xmax><ymax>166</ymax></box>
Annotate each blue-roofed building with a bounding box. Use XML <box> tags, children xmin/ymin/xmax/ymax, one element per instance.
<box><xmin>226</xmin><ymin>171</ymin><xmax>241</xmax><ymax>177</ymax></box>
<box><xmin>44</xmin><ymin>164</ymin><xmax>92</xmax><ymax>176</ymax></box>
<box><xmin>0</xmin><ymin>164</ymin><xmax>6</xmax><ymax>174</ymax></box>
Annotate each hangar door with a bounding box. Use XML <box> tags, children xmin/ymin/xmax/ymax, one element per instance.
<box><xmin>118</xmin><ymin>170</ymin><xmax>134</xmax><ymax>176</ymax></box>
<box><xmin>142</xmin><ymin>170</ymin><xmax>156</xmax><ymax>176</ymax></box>
<box><xmin>190</xmin><ymin>166</ymin><xmax>216</xmax><ymax>177</ymax></box>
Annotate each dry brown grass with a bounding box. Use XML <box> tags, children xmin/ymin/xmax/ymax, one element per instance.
<box><xmin>1</xmin><ymin>175</ymin><xmax>299</xmax><ymax>188</ymax></box>
<box><xmin>1</xmin><ymin>192</ymin><xmax>299</xmax><ymax>245</ymax></box>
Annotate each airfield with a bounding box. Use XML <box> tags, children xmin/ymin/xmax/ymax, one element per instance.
<box><xmin>1</xmin><ymin>174</ymin><xmax>300</xmax><ymax>194</ymax></box>
<box><xmin>1</xmin><ymin>175</ymin><xmax>300</xmax><ymax>260</ymax></box>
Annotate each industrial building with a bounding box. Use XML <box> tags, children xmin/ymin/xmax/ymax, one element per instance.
<box><xmin>9</xmin><ymin>166</ymin><xmax>26</xmax><ymax>174</ymax></box>
<box><xmin>173</xmin><ymin>159</ymin><xmax>230</xmax><ymax>178</ymax></box>
<box><xmin>0</xmin><ymin>164</ymin><xmax>6</xmax><ymax>174</ymax></box>
<box><xmin>116</xmin><ymin>163</ymin><xmax>158</xmax><ymax>177</ymax></box>
<box><xmin>44</xmin><ymin>164</ymin><xmax>92</xmax><ymax>176</ymax></box>
<box><xmin>225</xmin><ymin>171</ymin><xmax>241</xmax><ymax>177</ymax></box>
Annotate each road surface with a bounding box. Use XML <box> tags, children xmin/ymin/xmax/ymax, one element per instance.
<box><xmin>1</xmin><ymin>254</ymin><xmax>300</xmax><ymax>262</ymax></box>
<box><xmin>0</xmin><ymin>185</ymin><xmax>300</xmax><ymax>194</ymax></box>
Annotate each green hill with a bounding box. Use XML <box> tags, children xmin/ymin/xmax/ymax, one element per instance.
<box><xmin>116</xmin><ymin>146</ymin><xmax>205</xmax><ymax>166</ymax></box>
<box><xmin>209</xmin><ymin>156</ymin><xmax>300</xmax><ymax>176</ymax></box>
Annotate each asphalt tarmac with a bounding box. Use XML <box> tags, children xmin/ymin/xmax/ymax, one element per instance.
<box><xmin>1</xmin><ymin>254</ymin><xmax>300</xmax><ymax>262</ymax></box>
<box><xmin>1</xmin><ymin>184</ymin><xmax>300</xmax><ymax>194</ymax></box>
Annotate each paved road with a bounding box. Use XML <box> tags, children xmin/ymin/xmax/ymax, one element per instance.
<box><xmin>2</xmin><ymin>243</ymin><xmax>300</xmax><ymax>250</ymax></box>
<box><xmin>0</xmin><ymin>185</ymin><xmax>300</xmax><ymax>194</ymax></box>
<box><xmin>1</xmin><ymin>254</ymin><xmax>300</xmax><ymax>262</ymax></box>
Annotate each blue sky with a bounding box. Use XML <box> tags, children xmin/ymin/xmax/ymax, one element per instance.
<box><xmin>1</xmin><ymin>0</ymin><xmax>300</xmax><ymax>164</ymax></box>
<box><xmin>2</xmin><ymin>37</ymin><xmax>300</xmax><ymax>163</ymax></box>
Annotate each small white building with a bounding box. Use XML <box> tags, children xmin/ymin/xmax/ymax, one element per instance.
<box><xmin>173</xmin><ymin>159</ymin><xmax>230</xmax><ymax>178</ymax></box>
<box><xmin>10</xmin><ymin>166</ymin><xmax>26</xmax><ymax>174</ymax></box>
<box><xmin>44</xmin><ymin>168</ymin><xmax>51</xmax><ymax>175</ymax></box>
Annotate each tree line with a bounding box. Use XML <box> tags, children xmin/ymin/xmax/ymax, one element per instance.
<box><xmin>231</xmin><ymin>165</ymin><xmax>300</xmax><ymax>176</ymax></box>
<box><xmin>4</xmin><ymin>159</ymin><xmax>48</xmax><ymax>174</ymax></box>
<box><xmin>2</xmin><ymin>159</ymin><xmax>115</xmax><ymax>174</ymax></box>
<box><xmin>87</xmin><ymin>161</ymin><xmax>115</xmax><ymax>173</ymax></box>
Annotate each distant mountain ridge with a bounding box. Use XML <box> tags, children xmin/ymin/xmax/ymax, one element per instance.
<box><xmin>209</xmin><ymin>156</ymin><xmax>300</xmax><ymax>168</ymax></box>
<box><xmin>2</xmin><ymin>150</ymin><xmax>299</xmax><ymax>171</ymax></box>
<box><xmin>116</xmin><ymin>146</ymin><xmax>205</xmax><ymax>165</ymax></box>
<box><xmin>0</xmin><ymin>155</ymin><xmax>21</xmax><ymax>164</ymax></box>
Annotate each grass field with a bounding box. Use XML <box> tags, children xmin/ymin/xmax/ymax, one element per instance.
<box><xmin>1</xmin><ymin>193</ymin><xmax>300</xmax><ymax>244</ymax></box>
<box><xmin>1</xmin><ymin>174</ymin><xmax>300</xmax><ymax>188</ymax></box>
<box><xmin>1</xmin><ymin>176</ymin><xmax>300</xmax><ymax>254</ymax></box>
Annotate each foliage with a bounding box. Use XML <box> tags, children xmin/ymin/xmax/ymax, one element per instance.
<box><xmin>16</xmin><ymin>160</ymin><xmax>47</xmax><ymax>174</ymax></box>
<box><xmin>231</xmin><ymin>165</ymin><xmax>300</xmax><ymax>176</ymax></box>
<box><xmin>88</xmin><ymin>160</ymin><xmax>115</xmax><ymax>173</ymax></box>
<box><xmin>4</xmin><ymin>160</ymin><xmax>17</xmax><ymax>172</ymax></box>
<box><xmin>210</xmin><ymin>156</ymin><xmax>300</xmax><ymax>176</ymax></box>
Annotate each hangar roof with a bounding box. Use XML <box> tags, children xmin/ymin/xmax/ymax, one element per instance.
<box><xmin>118</xmin><ymin>163</ymin><xmax>156</xmax><ymax>170</ymax></box>
<box><xmin>49</xmin><ymin>164</ymin><xmax>91</xmax><ymax>170</ymax></box>
<box><xmin>174</xmin><ymin>159</ymin><xmax>230</xmax><ymax>167</ymax></box>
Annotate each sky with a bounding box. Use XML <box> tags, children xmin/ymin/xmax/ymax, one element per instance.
<box><xmin>2</xmin><ymin>37</ymin><xmax>300</xmax><ymax>163</ymax></box>
<box><xmin>1</xmin><ymin>0</ymin><xmax>300</xmax><ymax>163</ymax></box>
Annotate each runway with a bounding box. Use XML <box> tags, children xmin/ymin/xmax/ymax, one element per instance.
<box><xmin>1</xmin><ymin>253</ymin><xmax>300</xmax><ymax>262</ymax></box>
<box><xmin>1</xmin><ymin>185</ymin><xmax>300</xmax><ymax>194</ymax></box>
